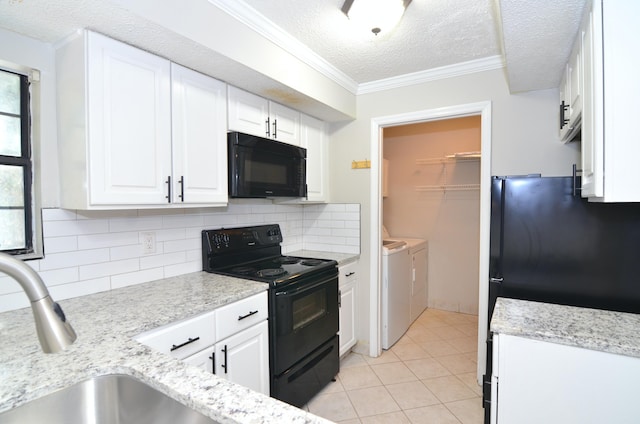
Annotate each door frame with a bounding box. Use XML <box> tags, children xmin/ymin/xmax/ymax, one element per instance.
<box><xmin>368</xmin><ymin>101</ymin><xmax>492</xmax><ymax>384</ymax></box>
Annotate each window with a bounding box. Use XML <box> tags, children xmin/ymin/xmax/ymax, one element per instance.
<box><xmin>0</xmin><ymin>68</ymin><xmax>33</xmax><ymax>255</ymax></box>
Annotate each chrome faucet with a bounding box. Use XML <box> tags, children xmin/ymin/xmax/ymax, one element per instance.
<box><xmin>0</xmin><ymin>252</ymin><xmax>76</xmax><ymax>353</ymax></box>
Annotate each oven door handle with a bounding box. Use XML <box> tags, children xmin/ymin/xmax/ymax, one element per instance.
<box><xmin>275</xmin><ymin>276</ymin><xmax>335</xmax><ymax>297</ymax></box>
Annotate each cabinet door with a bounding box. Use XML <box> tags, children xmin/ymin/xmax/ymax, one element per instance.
<box><xmin>558</xmin><ymin>64</ymin><xmax>571</xmax><ymax>141</ymax></box>
<box><xmin>300</xmin><ymin>114</ymin><xmax>328</xmax><ymax>202</ymax></box>
<box><xmin>227</xmin><ymin>86</ymin><xmax>270</xmax><ymax>138</ymax></box>
<box><xmin>580</xmin><ymin>3</ymin><xmax>603</xmax><ymax>198</ymax></box>
<box><xmin>495</xmin><ymin>334</ymin><xmax>640</xmax><ymax>423</ymax></box>
<box><xmin>215</xmin><ymin>320</ymin><xmax>269</xmax><ymax>395</ymax></box>
<box><xmin>171</xmin><ymin>64</ymin><xmax>228</xmax><ymax>205</ymax></box>
<box><xmin>183</xmin><ymin>347</ymin><xmax>215</xmax><ymax>374</ymax></box>
<box><xmin>410</xmin><ymin>248</ymin><xmax>428</xmax><ymax>323</ymax></box>
<box><xmin>269</xmin><ymin>102</ymin><xmax>300</xmax><ymax>145</ymax></box>
<box><xmin>339</xmin><ymin>280</ymin><xmax>356</xmax><ymax>356</ymax></box>
<box><xmin>339</xmin><ymin>261</ymin><xmax>357</xmax><ymax>356</ymax></box>
<box><xmin>569</xmin><ymin>46</ymin><xmax>582</xmax><ymax>123</ymax></box>
<box><xmin>87</xmin><ymin>31</ymin><xmax>172</xmax><ymax>205</ymax></box>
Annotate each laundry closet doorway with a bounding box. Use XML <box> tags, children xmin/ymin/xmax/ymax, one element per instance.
<box><xmin>382</xmin><ymin>116</ymin><xmax>481</xmax><ymax>315</ymax></box>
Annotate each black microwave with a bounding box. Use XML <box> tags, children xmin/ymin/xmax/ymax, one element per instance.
<box><xmin>228</xmin><ymin>132</ymin><xmax>307</xmax><ymax>198</ymax></box>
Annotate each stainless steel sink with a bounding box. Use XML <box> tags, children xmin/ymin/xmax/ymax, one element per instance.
<box><xmin>0</xmin><ymin>374</ymin><xmax>220</xmax><ymax>424</ymax></box>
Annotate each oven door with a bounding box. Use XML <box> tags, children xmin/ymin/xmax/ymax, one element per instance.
<box><xmin>271</xmin><ymin>269</ymin><xmax>339</xmax><ymax>375</ymax></box>
<box><xmin>228</xmin><ymin>132</ymin><xmax>307</xmax><ymax>198</ymax></box>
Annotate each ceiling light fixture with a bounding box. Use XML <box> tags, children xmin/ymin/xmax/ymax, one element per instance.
<box><xmin>342</xmin><ymin>0</ymin><xmax>412</xmax><ymax>36</ymax></box>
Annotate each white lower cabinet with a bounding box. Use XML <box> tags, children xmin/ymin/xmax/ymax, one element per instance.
<box><xmin>213</xmin><ymin>320</ymin><xmax>269</xmax><ymax>395</ymax></box>
<box><xmin>135</xmin><ymin>291</ymin><xmax>269</xmax><ymax>395</ymax></box>
<box><xmin>134</xmin><ymin>310</ymin><xmax>216</xmax><ymax>360</ymax></box>
<box><xmin>183</xmin><ymin>345</ymin><xmax>215</xmax><ymax>373</ymax></box>
<box><xmin>492</xmin><ymin>333</ymin><xmax>640</xmax><ymax>424</ymax></box>
<box><xmin>338</xmin><ymin>261</ymin><xmax>357</xmax><ymax>356</ymax></box>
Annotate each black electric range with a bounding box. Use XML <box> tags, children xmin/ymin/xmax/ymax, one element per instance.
<box><xmin>201</xmin><ymin>224</ymin><xmax>340</xmax><ymax>407</ymax></box>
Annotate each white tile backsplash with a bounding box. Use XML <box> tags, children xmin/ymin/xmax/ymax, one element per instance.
<box><xmin>0</xmin><ymin>203</ymin><xmax>360</xmax><ymax>313</ymax></box>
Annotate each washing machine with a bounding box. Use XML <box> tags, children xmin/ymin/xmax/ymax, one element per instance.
<box><xmin>382</xmin><ymin>239</ymin><xmax>412</xmax><ymax>349</ymax></box>
<box><xmin>382</xmin><ymin>226</ymin><xmax>428</xmax><ymax>326</ymax></box>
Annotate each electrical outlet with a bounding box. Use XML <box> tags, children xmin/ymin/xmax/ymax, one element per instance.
<box><xmin>141</xmin><ymin>232</ymin><xmax>156</xmax><ymax>254</ymax></box>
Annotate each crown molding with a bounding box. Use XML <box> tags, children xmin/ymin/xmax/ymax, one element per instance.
<box><xmin>209</xmin><ymin>1</ymin><xmax>505</xmax><ymax>98</ymax></box>
<box><xmin>357</xmin><ymin>55</ymin><xmax>505</xmax><ymax>95</ymax></box>
<box><xmin>209</xmin><ymin>0</ymin><xmax>360</xmax><ymax>94</ymax></box>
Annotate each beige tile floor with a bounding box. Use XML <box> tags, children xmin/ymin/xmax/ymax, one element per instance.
<box><xmin>303</xmin><ymin>308</ymin><xmax>483</xmax><ymax>424</ymax></box>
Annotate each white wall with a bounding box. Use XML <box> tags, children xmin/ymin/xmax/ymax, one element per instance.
<box><xmin>0</xmin><ymin>202</ymin><xmax>360</xmax><ymax>313</ymax></box>
<box><xmin>328</xmin><ymin>68</ymin><xmax>580</xmax><ymax>355</ymax></box>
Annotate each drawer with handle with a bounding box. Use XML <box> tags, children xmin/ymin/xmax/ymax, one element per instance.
<box><xmin>215</xmin><ymin>291</ymin><xmax>267</xmax><ymax>340</ymax></box>
<box><xmin>134</xmin><ymin>310</ymin><xmax>216</xmax><ymax>360</ymax></box>
<box><xmin>339</xmin><ymin>261</ymin><xmax>357</xmax><ymax>286</ymax></box>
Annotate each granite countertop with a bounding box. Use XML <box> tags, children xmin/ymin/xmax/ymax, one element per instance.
<box><xmin>0</xmin><ymin>271</ymin><xmax>333</xmax><ymax>424</ymax></box>
<box><xmin>288</xmin><ymin>250</ymin><xmax>359</xmax><ymax>265</ymax></box>
<box><xmin>491</xmin><ymin>297</ymin><xmax>640</xmax><ymax>359</ymax></box>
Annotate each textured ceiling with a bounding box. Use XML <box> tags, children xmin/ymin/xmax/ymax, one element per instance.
<box><xmin>0</xmin><ymin>0</ymin><xmax>588</xmax><ymax>102</ymax></box>
<box><xmin>498</xmin><ymin>0</ymin><xmax>589</xmax><ymax>92</ymax></box>
<box><xmin>240</xmin><ymin>0</ymin><xmax>501</xmax><ymax>84</ymax></box>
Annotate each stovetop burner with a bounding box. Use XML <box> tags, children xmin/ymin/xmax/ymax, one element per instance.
<box><xmin>229</xmin><ymin>266</ymin><xmax>256</xmax><ymax>275</ymax></box>
<box><xmin>257</xmin><ymin>268</ymin><xmax>287</xmax><ymax>278</ymax></box>
<box><xmin>300</xmin><ymin>259</ymin><xmax>324</xmax><ymax>266</ymax></box>
<box><xmin>212</xmin><ymin>255</ymin><xmax>336</xmax><ymax>285</ymax></box>
<box><xmin>277</xmin><ymin>257</ymin><xmax>301</xmax><ymax>265</ymax></box>
<box><xmin>202</xmin><ymin>225</ymin><xmax>338</xmax><ymax>285</ymax></box>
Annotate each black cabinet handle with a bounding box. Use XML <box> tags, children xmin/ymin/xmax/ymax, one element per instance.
<box><xmin>178</xmin><ymin>176</ymin><xmax>184</xmax><ymax>202</ymax></box>
<box><xmin>209</xmin><ymin>351</ymin><xmax>216</xmax><ymax>375</ymax></box>
<box><xmin>572</xmin><ymin>164</ymin><xmax>583</xmax><ymax>197</ymax></box>
<box><xmin>338</xmin><ymin>289</ymin><xmax>342</xmax><ymax>308</ymax></box>
<box><xmin>238</xmin><ymin>310</ymin><xmax>258</xmax><ymax>321</ymax></box>
<box><xmin>265</xmin><ymin>117</ymin><xmax>271</xmax><ymax>137</ymax></box>
<box><xmin>273</xmin><ymin>119</ymin><xmax>277</xmax><ymax>138</ymax></box>
<box><xmin>221</xmin><ymin>345</ymin><xmax>228</xmax><ymax>374</ymax></box>
<box><xmin>170</xmin><ymin>336</ymin><xmax>200</xmax><ymax>352</ymax></box>
<box><xmin>560</xmin><ymin>101</ymin><xmax>570</xmax><ymax>130</ymax></box>
<box><xmin>345</xmin><ymin>272</ymin><xmax>355</xmax><ymax>277</ymax></box>
<box><xmin>165</xmin><ymin>175</ymin><xmax>171</xmax><ymax>203</ymax></box>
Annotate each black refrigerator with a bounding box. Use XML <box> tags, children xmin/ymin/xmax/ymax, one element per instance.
<box><xmin>483</xmin><ymin>175</ymin><xmax>640</xmax><ymax>423</ymax></box>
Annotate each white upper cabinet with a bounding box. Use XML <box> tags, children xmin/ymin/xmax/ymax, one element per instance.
<box><xmin>300</xmin><ymin>114</ymin><xmax>329</xmax><ymax>202</ymax></box>
<box><xmin>269</xmin><ymin>102</ymin><xmax>301</xmax><ymax>145</ymax></box>
<box><xmin>171</xmin><ymin>63</ymin><xmax>227</xmax><ymax>205</ymax></box>
<box><xmin>56</xmin><ymin>30</ymin><xmax>228</xmax><ymax>209</ymax></box>
<box><xmin>227</xmin><ymin>86</ymin><xmax>270</xmax><ymax>138</ymax></box>
<box><xmin>227</xmin><ymin>86</ymin><xmax>300</xmax><ymax>145</ymax></box>
<box><xmin>57</xmin><ymin>30</ymin><xmax>172</xmax><ymax>207</ymax></box>
<box><xmin>579</xmin><ymin>0</ymin><xmax>640</xmax><ymax>202</ymax></box>
<box><xmin>559</xmin><ymin>37</ymin><xmax>582</xmax><ymax>142</ymax></box>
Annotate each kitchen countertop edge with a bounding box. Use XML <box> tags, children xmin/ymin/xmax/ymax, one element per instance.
<box><xmin>288</xmin><ymin>250</ymin><xmax>359</xmax><ymax>265</ymax></box>
<box><xmin>0</xmin><ymin>271</ymin><xmax>333</xmax><ymax>424</ymax></box>
<box><xmin>490</xmin><ymin>297</ymin><xmax>640</xmax><ymax>359</ymax></box>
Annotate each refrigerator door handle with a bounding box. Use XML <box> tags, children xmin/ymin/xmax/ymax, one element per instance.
<box><xmin>490</xmin><ymin>277</ymin><xmax>503</xmax><ymax>283</ymax></box>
